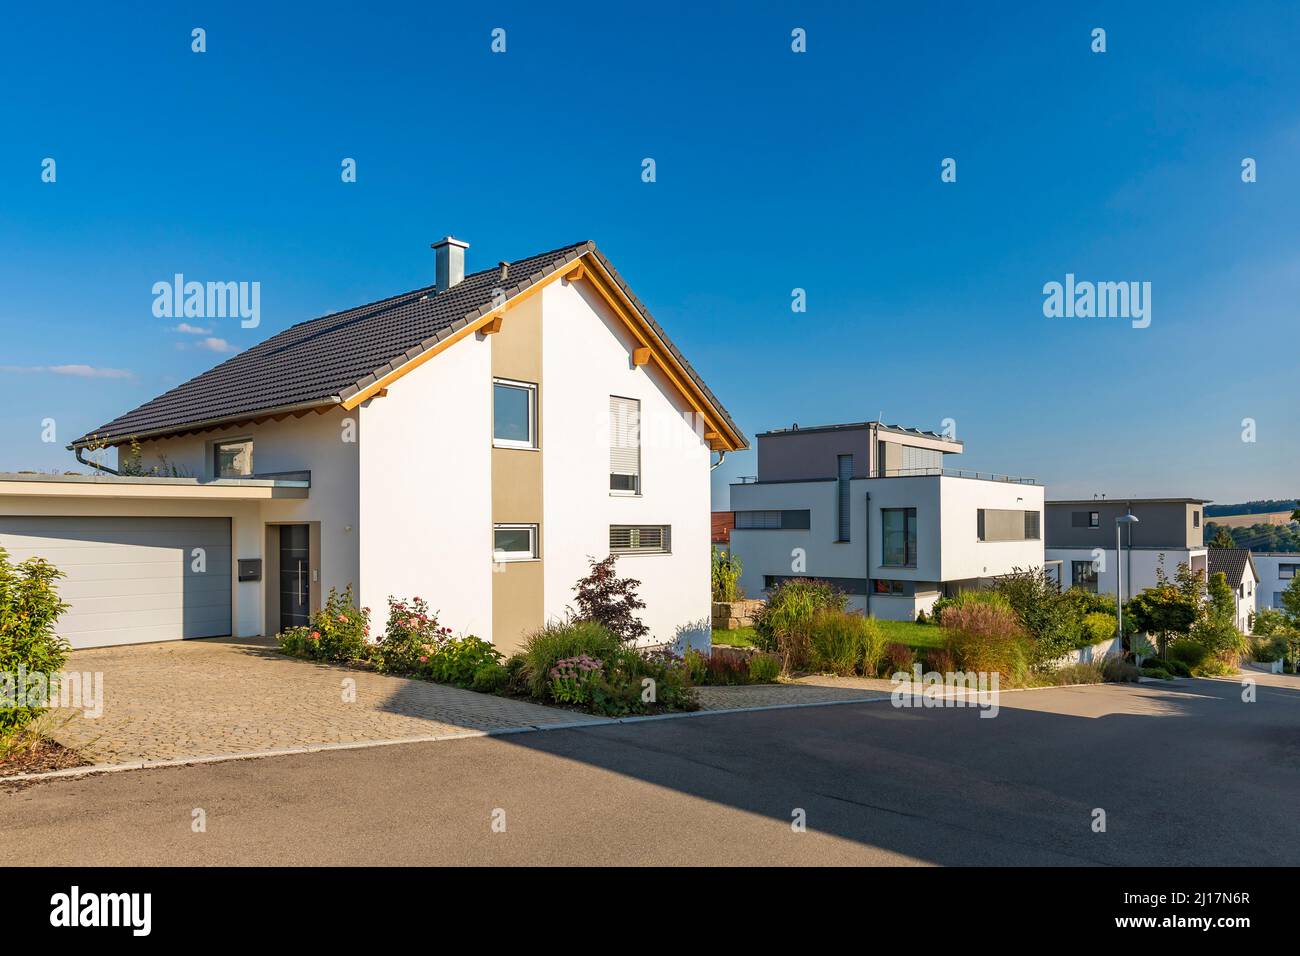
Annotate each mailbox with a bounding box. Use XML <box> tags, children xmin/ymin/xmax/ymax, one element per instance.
<box><xmin>237</xmin><ymin>559</ymin><xmax>262</xmax><ymax>582</ymax></box>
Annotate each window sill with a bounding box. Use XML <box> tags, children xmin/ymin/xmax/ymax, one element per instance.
<box><xmin>610</xmin><ymin>492</ymin><xmax>642</xmax><ymax>498</ymax></box>
<box><xmin>493</xmin><ymin>442</ymin><xmax>540</xmax><ymax>452</ymax></box>
<box><xmin>493</xmin><ymin>556</ymin><xmax>539</xmax><ymax>563</ymax></box>
<box><xmin>610</xmin><ymin>550</ymin><xmax>671</xmax><ymax>557</ymax></box>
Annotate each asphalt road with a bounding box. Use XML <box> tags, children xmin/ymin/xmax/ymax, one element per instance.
<box><xmin>3</xmin><ymin>677</ymin><xmax>1298</xmax><ymax>865</ymax></box>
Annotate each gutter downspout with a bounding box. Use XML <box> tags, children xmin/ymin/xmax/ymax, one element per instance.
<box><xmin>710</xmin><ymin>451</ymin><xmax>727</xmax><ymax>472</ymax></box>
<box><xmin>864</xmin><ymin>491</ymin><xmax>872</xmax><ymax>618</ymax></box>
<box><xmin>75</xmin><ymin>446</ymin><xmax>119</xmax><ymax>476</ymax></box>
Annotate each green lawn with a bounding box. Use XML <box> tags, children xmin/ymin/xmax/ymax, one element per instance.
<box><xmin>712</xmin><ymin>626</ymin><xmax>756</xmax><ymax>647</ymax></box>
<box><xmin>877</xmin><ymin>619</ymin><xmax>949</xmax><ymax>650</ymax></box>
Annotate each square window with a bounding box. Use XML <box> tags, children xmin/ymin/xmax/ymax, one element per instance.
<box><xmin>493</xmin><ymin>524</ymin><xmax>537</xmax><ymax>561</ymax></box>
<box><xmin>215</xmin><ymin>439</ymin><xmax>253</xmax><ymax>478</ymax></box>
<box><xmin>493</xmin><ymin>380</ymin><xmax>536</xmax><ymax>448</ymax></box>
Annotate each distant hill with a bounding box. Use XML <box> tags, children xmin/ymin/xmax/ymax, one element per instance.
<box><xmin>1206</xmin><ymin>500</ymin><xmax>1298</xmax><ymax>517</ymax></box>
<box><xmin>1205</xmin><ymin>520</ymin><xmax>1300</xmax><ymax>553</ymax></box>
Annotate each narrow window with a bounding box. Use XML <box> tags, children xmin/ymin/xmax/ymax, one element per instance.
<box><xmin>836</xmin><ymin>454</ymin><xmax>853</xmax><ymax>541</ymax></box>
<box><xmin>493</xmin><ymin>379</ymin><xmax>537</xmax><ymax>449</ymax></box>
<box><xmin>215</xmin><ymin>439</ymin><xmax>253</xmax><ymax>478</ymax></box>
<box><xmin>1193</xmin><ymin>510</ymin><xmax>1201</xmax><ymax>528</ymax></box>
<box><xmin>493</xmin><ymin>524</ymin><xmax>538</xmax><ymax>561</ymax></box>
<box><xmin>609</xmin><ymin>396</ymin><xmax>641</xmax><ymax>494</ymax></box>
<box><xmin>1089</xmin><ymin>511</ymin><xmax>1100</xmax><ymax>528</ymax></box>
<box><xmin>881</xmin><ymin>507</ymin><xmax>917</xmax><ymax>567</ymax></box>
<box><xmin>1072</xmin><ymin>560</ymin><xmax>1099</xmax><ymax>594</ymax></box>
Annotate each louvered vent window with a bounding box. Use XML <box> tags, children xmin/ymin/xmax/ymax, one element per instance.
<box><xmin>610</xmin><ymin>396</ymin><xmax>641</xmax><ymax>494</ymax></box>
<box><xmin>610</xmin><ymin>525</ymin><xmax>670</xmax><ymax>554</ymax></box>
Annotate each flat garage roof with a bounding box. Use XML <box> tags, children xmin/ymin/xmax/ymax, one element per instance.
<box><xmin>0</xmin><ymin>472</ymin><xmax>310</xmax><ymax>501</ymax></box>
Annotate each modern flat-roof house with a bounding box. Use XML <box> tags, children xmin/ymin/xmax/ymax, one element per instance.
<box><xmin>1206</xmin><ymin>548</ymin><xmax>1259</xmax><ymax>633</ymax></box>
<box><xmin>727</xmin><ymin>421</ymin><xmax>1044</xmax><ymax>621</ymax></box>
<box><xmin>0</xmin><ymin>238</ymin><xmax>746</xmax><ymax>652</ymax></box>
<box><xmin>1044</xmin><ymin>498</ymin><xmax>1210</xmax><ymax>603</ymax></box>
<box><xmin>1252</xmin><ymin>553</ymin><xmax>1300</xmax><ymax>612</ymax></box>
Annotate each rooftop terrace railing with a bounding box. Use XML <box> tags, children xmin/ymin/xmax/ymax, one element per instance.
<box><xmin>731</xmin><ymin>469</ymin><xmax>1039</xmax><ymax>486</ymax></box>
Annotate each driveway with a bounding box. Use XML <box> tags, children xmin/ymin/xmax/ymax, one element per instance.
<box><xmin>47</xmin><ymin>637</ymin><xmax>600</xmax><ymax>764</ymax></box>
<box><xmin>5</xmin><ymin>677</ymin><xmax>1299</xmax><ymax>865</ymax></box>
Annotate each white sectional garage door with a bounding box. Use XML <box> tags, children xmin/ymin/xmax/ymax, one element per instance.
<box><xmin>0</xmin><ymin>516</ymin><xmax>232</xmax><ymax>649</ymax></box>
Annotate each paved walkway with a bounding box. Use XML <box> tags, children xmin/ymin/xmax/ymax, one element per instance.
<box><xmin>694</xmin><ymin>674</ymin><xmax>896</xmax><ymax>710</ymax></box>
<box><xmin>50</xmin><ymin>637</ymin><xmax>599</xmax><ymax>764</ymax></box>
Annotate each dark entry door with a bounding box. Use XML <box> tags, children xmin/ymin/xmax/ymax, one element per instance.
<box><xmin>279</xmin><ymin>525</ymin><xmax>311</xmax><ymax>630</ymax></box>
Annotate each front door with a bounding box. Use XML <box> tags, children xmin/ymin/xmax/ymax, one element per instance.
<box><xmin>279</xmin><ymin>524</ymin><xmax>311</xmax><ymax>631</ymax></box>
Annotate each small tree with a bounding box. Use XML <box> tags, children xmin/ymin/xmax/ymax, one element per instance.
<box><xmin>1207</xmin><ymin>525</ymin><xmax>1235</xmax><ymax>549</ymax></box>
<box><xmin>573</xmin><ymin>555</ymin><xmax>648</xmax><ymax>643</ymax></box>
<box><xmin>1126</xmin><ymin>559</ymin><xmax>1199</xmax><ymax>658</ymax></box>
<box><xmin>1280</xmin><ymin>573</ymin><xmax>1300</xmax><ymax>628</ymax></box>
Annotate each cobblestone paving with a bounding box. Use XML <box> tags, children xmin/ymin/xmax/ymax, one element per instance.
<box><xmin>50</xmin><ymin>638</ymin><xmax>601</xmax><ymax>764</ymax></box>
<box><xmin>694</xmin><ymin>674</ymin><xmax>897</xmax><ymax>710</ymax></box>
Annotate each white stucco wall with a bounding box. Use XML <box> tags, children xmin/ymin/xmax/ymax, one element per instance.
<box><xmin>1252</xmin><ymin>553</ymin><xmax>1298</xmax><ymax>610</ymax></box>
<box><xmin>1047</xmin><ymin>546</ymin><xmax>1204</xmax><ymax>603</ymax></box>
<box><xmin>936</xmin><ymin>476</ymin><xmax>1044</xmax><ymax>580</ymax></box>
<box><xmin>729</xmin><ymin>475</ymin><xmax>1044</xmax><ymax>606</ymax></box>
<box><xmin>357</xmin><ymin>335</ymin><xmax>494</xmax><ymax>640</ymax></box>
<box><xmin>540</xmin><ymin>279</ymin><xmax>712</xmax><ymax>646</ymax></box>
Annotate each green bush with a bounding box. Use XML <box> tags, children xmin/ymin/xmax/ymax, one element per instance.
<box><xmin>426</xmin><ymin>636</ymin><xmax>503</xmax><ymax>688</ymax></box>
<box><xmin>1161</xmin><ymin>658</ymin><xmax>1192</xmax><ymax>678</ymax></box>
<box><xmin>0</xmin><ymin>548</ymin><xmax>71</xmax><ymax>736</ymax></box>
<box><xmin>1048</xmin><ymin>661</ymin><xmax>1104</xmax><ymax>685</ymax></box>
<box><xmin>947</xmin><ymin>624</ymin><xmax>1030</xmax><ymax>686</ymax></box>
<box><xmin>1141</xmin><ymin>665</ymin><xmax>1173</xmax><ymax>680</ymax></box>
<box><xmin>519</xmin><ymin>620</ymin><xmax>622</xmax><ymax>698</ymax></box>
<box><xmin>753</xmin><ymin>578</ymin><xmax>847</xmax><ymax>671</ymax></box>
<box><xmin>1081</xmin><ymin>612</ymin><xmax>1117</xmax><ymax>646</ymax></box>
<box><xmin>747</xmin><ymin>653</ymin><xmax>780</xmax><ymax>683</ymax></box>
<box><xmin>1101</xmin><ymin>657</ymin><xmax>1140</xmax><ymax>683</ymax></box>
<box><xmin>276</xmin><ymin>585</ymin><xmax>371</xmax><ymax>664</ymax></box>
<box><xmin>808</xmin><ymin>610</ymin><xmax>887</xmax><ymax>677</ymax></box>
<box><xmin>808</xmin><ymin>610</ymin><xmax>864</xmax><ymax>676</ymax></box>
<box><xmin>711</xmin><ymin>548</ymin><xmax>743</xmax><ymax>603</ymax></box>
<box><xmin>471</xmin><ymin>661</ymin><xmax>509</xmax><ymax>693</ymax></box>
<box><xmin>1168</xmin><ymin>640</ymin><xmax>1211</xmax><ymax>672</ymax></box>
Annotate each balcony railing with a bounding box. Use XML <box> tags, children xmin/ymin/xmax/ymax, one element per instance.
<box><xmin>732</xmin><ymin>469</ymin><xmax>1038</xmax><ymax>486</ymax></box>
<box><xmin>872</xmin><ymin>467</ymin><xmax>1039</xmax><ymax>484</ymax></box>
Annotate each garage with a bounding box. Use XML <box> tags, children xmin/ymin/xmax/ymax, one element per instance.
<box><xmin>0</xmin><ymin>515</ymin><xmax>232</xmax><ymax>649</ymax></box>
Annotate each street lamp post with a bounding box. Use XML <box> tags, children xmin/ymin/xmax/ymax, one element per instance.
<box><xmin>1116</xmin><ymin>513</ymin><xmax>1140</xmax><ymax>654</ymax></box>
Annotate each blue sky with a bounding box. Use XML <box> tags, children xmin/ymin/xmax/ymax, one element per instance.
<box><xmin>2</xmin><ymin>1</ymin><xmax>1297</xmax><ymax>509</ymax></box>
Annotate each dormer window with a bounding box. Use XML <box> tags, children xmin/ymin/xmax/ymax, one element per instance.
<box><xmin>215</xmin><ymin>439</ymin><xmax>253</xmax><ymax>478</ymax></box>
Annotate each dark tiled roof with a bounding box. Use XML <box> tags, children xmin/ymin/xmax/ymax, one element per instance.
<box><xmin>1208</xmin><ymin>548</ymin><xmax>1256</xmax><ymax>587</ymax></box>
<box><xmin>74</xmin><ymin>241</ymin><xmax>745</xmax><ymax>448</ymax></box>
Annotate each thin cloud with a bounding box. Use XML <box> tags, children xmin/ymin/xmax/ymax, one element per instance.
<box><xmin>196</xmin><ymin>337</ymin><xmax>237</xmax><ymax>354</ymax></box>
<box><xmin>0</xmin><ymin>364</ymin><xmax>135</xmax><ymax>379</ymax></box>
<box><xmin>172</xmin><ymin>322</ymin><xmax>213</xmax><ymax>334</ymax></box>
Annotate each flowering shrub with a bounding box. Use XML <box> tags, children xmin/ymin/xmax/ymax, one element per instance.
<box><xmin>276</xmin><ymin>585</ymin><xmax>370</xmax><ymax>663</ymax></box>
<box><xmin>377</xmin><ymin>595</ymin><xmax>453</xmax><ymax>674</ymax></box>
<box><xmin>548</xmin><ymin>655</ymin><xmax>604</xmax><ymax>704</ymax></box>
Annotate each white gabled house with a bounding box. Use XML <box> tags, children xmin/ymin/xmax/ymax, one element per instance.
<box><xmin>0</xmin><ymin>238</ymin><xmax>746</xmax><ymax>653</ymax></box>
<box><xmin>727</xmin><ymin>421</ymin><xmax>1045</xmax><ymax>621</ymax></box>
